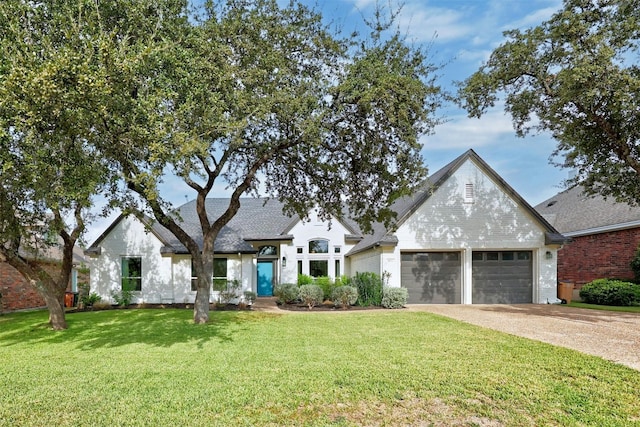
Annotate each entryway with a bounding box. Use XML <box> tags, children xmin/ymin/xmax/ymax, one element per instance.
<box><xmin>257</xmin><ymin>260</ymin><xmax>274</xmax><ymax>297</ymax></box>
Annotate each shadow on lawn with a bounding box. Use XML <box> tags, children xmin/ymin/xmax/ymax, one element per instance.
<box><xmin>0</xmin><ymin>309</ymin><xmax>281</xmax><ymax>350</ymax></box>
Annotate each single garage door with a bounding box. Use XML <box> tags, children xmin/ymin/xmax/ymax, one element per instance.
<box><xmin>472</xmin><ymin>251</ymin><xmax>532</xmax><ymax>303</ymax></box>
<box><xmin>401</xmin><ymin>252</ymin><xmax>461</xmax><ymax>303</ymax></box>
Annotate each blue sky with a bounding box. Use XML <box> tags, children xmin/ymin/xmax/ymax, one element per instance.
<box><xmin>86</xmin><ymin>0</ymin><xmax>568</xmax><ymax>243</ymax></box>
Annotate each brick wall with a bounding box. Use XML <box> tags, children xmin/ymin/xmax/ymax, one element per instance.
<box><xmin>0</xmin><ymin>260</ymin><xmax>81</xmax><ymax>312</ymax></box>
<box><xmin>557</xmin><ymin>227</ymin><xmax>640</xmax><ymax>287</ymax></box>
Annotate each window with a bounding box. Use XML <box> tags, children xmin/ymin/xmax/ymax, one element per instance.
<box><xmin>335</xmin><ymin>259</ymin><xmax>341</xmax><ymax>277</ymax></box>
<box><xmin>309</xmin><ymin>260</ymin><xmax>328</xmax><ymax>277</ymax></box>
<box><xmin>309</xmin><ymin>239</ymin><xmax>328</xmax><ymax>253</ymax></box>
<box><xmin>502</xmin><ymin>252</ymin><xmax>515</xmax><ymax>261</ymax></box>
<box><xmin>190</xmin><ymin>258</ymin><xmax>198</xmax><ymax>291</ymax></box>
<box><xmin>213</xmin><ymin>258</ymin><xmax>228</xmax><ymax>289</ymax></box>
<box><xmin>296</xmin><ymin>247</ymin><xmax>303</xmax><ymax>254</ymax></box>
<box><xmin>517</xmin><ymin>252</ymin><xmax>531</xmax><ymax>260</ymax></box>
<box><xmin>297</xmin><ymin>260</ymin><xmax>303</xmax><ymax>275</ymax></box>
<box><xmin>192</xmin><ymin>258</ymin><xmax>227</xmax><ymax>291</ymax></box>
<box><xmin>258</xmin><ymin>245</ymin><xmax>277</xmax><ymax>256</ymax></box>
<box><xmin>334</xmin><ymin>246</ymin><xmax>341</xmax><ymax>254</ymax></box>
<box><xmin>121</xmin><ymin>257</ymin><xmax>142</xmax><ymax>291</ymax></box>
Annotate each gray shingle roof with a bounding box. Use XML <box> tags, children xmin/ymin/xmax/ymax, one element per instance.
<box><xmin>534</xmin><ymin>186</ymin><xmax>640</xmax><ymax>235</ymax></box>
<box><xmin>150</xmin><ymin>198</ymin><xmax>300</xmax><ymax>253</ymax></box>
<box><xmin>88</xmin><ymin>150</ymin><xmax>567</xmax><ymax>257</ymax></box>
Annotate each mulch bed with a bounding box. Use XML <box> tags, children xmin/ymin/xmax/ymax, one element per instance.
<box><xmin>276</xmin><ymin>302</ymin><xmax>382</xmax><ymax>311</ymax></box>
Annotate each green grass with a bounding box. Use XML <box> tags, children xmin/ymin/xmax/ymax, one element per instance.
<box><xmin>1</xmin><ymin>309</ymin><xmax>639</xmax><ymax>426</ymax></box>
<box><xmin>569</xmin><ymin>301</ymin><xmax>640</xmax><ymax>313</ymax></box>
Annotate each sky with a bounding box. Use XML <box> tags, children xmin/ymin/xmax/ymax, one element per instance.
<box><xmin>85</xmin><ymin>0</ymin><xmax>568</xmax><ymax>243</ymax></box>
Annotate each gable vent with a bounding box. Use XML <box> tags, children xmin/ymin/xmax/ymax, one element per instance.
<box><xmin>464</xmin><ymin>183</ymin><xmax>474</xmax><ymax>203</ymax></box>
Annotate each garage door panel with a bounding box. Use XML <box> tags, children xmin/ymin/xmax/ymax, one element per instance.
<box><xmin>472</xmin><ymin>251</ymin><xmax>532</xmax><ymax>304</ymax></box>
<box><xmin>401</xmin><ymin>252</ymin><xmax>461</xmax><ymax>304</ymax></box>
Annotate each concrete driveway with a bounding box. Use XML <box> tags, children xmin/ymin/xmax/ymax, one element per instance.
<box><xmin>408</xmin><ymin>304</ymin><xmax>640</xmax><ymax>371</ymax></box>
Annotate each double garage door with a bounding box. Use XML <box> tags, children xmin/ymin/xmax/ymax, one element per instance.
<box><xmin>401</xmin><ymin>251</ymin><xmax>532</xmax><ymax>304</ymax></box>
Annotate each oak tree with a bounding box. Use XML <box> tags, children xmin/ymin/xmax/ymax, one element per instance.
<box><xmin>459</xmin><ymin>0</ymin><xmax>640</xmax><ymax>203</ymax></box>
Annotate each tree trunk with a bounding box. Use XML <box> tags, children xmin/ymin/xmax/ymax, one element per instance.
<box><xmin>40</xmin><ymin>284</ymin><xmax>67</xmax><ymax>330</ymax></box>
<box><xmin>193</xmin><ymin>283</ymin><xmax>211</xmax><ymax>324</ymax></box>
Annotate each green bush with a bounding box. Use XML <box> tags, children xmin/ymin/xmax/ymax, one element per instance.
<box><xmin>298</xmin><ymin>285</ymin><xmax>324</xmax><ymax>310</ymax></box>
<box><xmin>314</xmin><ymin>276</ymin><xmax>334</xmax><ymax>301</ymax></box>
<box><xmin>331</xmin><ymin>286</ymin><xmax>358</xmax><ymax>308</ymax></box>
<box><xmin>81</xmin><ymin>292</ymin><xmax>102</xmax><ymax>307</ymax></box>
<box><xmin>274</xmin><ymin>283</ymin><xmax>299</xmax><ymax>304</ymax></box>
<box><xmin>381</xmin><ymin>287</ymin><xmax>408</xmax><ymax>309</ymax></box>
<box><xmin>352</xmin><ymin>272</ymin><xmax>383</xmax><ymax>306</ymax></box>
<box><xmin>631</xmin><ymin>244</ymin><xmax>640</xmax><ymax>282</ymax></box>
<box><xmin>579</xmin><ymin>279</ymin><xmax>639</xmax><ymax>306</ymax></box>
<box><xmin>243</xmin><ymin>291</ymin><xmax>257</xmax><ymax>305</ymax></box>
<box><xmin>111</xmin><ymin>289</ymin><xmax>133</xmax><ymax>307</ymax></box>
<box><xmin>297</xmin><ymin>274</ymin><xmax>313</xmax><ymax>286</ymax></box>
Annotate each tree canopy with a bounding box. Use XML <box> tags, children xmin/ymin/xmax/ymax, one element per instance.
<box><xmin>0</xmin><ymin>0</ymin><xmax>119</xmax><ymax>329</ymax></box>
<box><xmin>0</xmin><ymin>0</ymin><xmax>444</xmax><ymax>325</ymax></box>
<box><xmin>458</xmin><ymin>0</ymin><xmax>640</xmax><ymax>203</ymax></box>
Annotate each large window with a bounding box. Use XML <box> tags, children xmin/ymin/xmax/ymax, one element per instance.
<box><xmin>309</xmin><ymin>260</ymin><xmax>328</xmax><ymax>277</ymax></box>
<box><xmin>213</xmin><ymin>258</ymin><xmax>228</xmax><ymax>289</ymax></box>
<box><xmin>309</xmin><ymin>239</ymin><xmax>328</xmax><ymax>254</ymax></box>
<box><xmin>121</xmin><ymin>257</ymin><xmax>142</xmax><ymax>291</ymax></box>
<box><xmin>191</xmin><ymin>258</ymin><xmax>228</xmax><ymax>291</ymax></box>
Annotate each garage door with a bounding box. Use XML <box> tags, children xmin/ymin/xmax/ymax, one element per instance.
<box><xmin>401</xmin><ymin>252</ymin><xmax>461</xmax><ymax>303</ymax></box>
<box><xmin>472</xmin><ymin>251</ymin><xmax>532</xmax><ymax>303</ymax></box>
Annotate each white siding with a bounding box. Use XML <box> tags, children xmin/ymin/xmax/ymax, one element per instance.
<box><xmin>382</xmin><ymin>158</ymin><xmax>558</xmax><ymax>303</ymax></box>
<box><xmin>349</xmin><ymin>247</ymin><xmax>383</xmax><ymax>277</ymax></box>
<box><xmin>88</xmin><ymin>216</ymin><xmax>256</xmax><ymax>304</ymax></box>
<box><xmin>286</xmin><ymin>212</ymin><xmax>356</xmax><ymax>282</ymax></box>
<box><xmin>88</xmin><ymin>216</ymin><xmax>173</xmax><ymax>304</ymax></box>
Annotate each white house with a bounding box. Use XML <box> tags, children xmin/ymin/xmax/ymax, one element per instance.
<box><xmin>85</xmin><ymin>150</ymin><xmax>567</xmax><ymax>304</ymax></box>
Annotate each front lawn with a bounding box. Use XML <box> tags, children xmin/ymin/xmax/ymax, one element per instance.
<box><xmin>1</xmin><ymin>309</ymin><xmax>639</xmax><ymax>426</ymax></box>
<box><xmin>569</xmin><ymin>301</ymin><xmax>640</xmax><ymax>313</ymax></box>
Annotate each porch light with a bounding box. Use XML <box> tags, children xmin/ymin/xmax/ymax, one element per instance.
<box><xmin>545</xmin><ymin>251</ymin><xmax>553</xmax><ymax>260</ymax></box>
<box><xmin>282</xmin><ymin>256</ymin><xmax>287</xmax><ymax>267</ymax></box>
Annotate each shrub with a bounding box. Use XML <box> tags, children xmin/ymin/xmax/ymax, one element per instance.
<box><xmin>81</xmin><ymin>292</ymin><xmax>102</xmax><ymax>307</ymax></box>
<box><xmin>381</xmin><ymin>287</ymin><xmax>408</xmax><ymax>309</ymax></box>
<box><xmin>314</xmin><ymin>276</ymin><xmax>334</xmax><ymax>301</ymax></box>
<box><xmin>331</xmin><ymin>286</ymin><xmax>358</xmax><ymax>308</ymax></box>
<box><xmin>219</xmin><ymin>280</ymin><xmax>241</xmax><ymax>305</ymax></box>
<box><xmin>631</xmin><ymin>244</ymin><xmax>640</xmax><ymax>282</ymax></box>
<box><xmin>352</xmin><ymin>272</ymin><xmax>383</xmax><ymax>306</ymax></box>
<box><xmin>297</xmin><ymin>274</ymin><xmax>314</xmax><ymax>286</ymax></box>
<box><xmin>243</xmin><ymin>291</ymin><xmax>257</xmax><ymax>305</ymax></box>
<box><xmin>274</xmin><ymin>283</ymin><xmax>299</xmax><ymax>304</ymax></box>
<box><xmin>579</xmin><ymin>279</ymin><xmax>639</xmax><ymax>306</ymax></box>
<box><xmin>298</xmin><ymin>285</ymin><xmax>324</xmax><ymax>310</ymax></box>
<box><xmin>111</xmin><ymin>289</ymin><xmax>133</xmax><ymax>307</ymax></box>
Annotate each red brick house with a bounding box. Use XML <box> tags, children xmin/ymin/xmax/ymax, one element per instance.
<box><xmin>535</xmin><ymin>186</ymin><xmax>640</xmax><ymax>291</ymax></box>
<box><xmin>0</xmin><ymin>245</ymin><xmax>87</xmax><ymax>312</ymax></box>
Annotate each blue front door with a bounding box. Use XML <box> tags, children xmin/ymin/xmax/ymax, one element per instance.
<box><xmin>257</xmin><ymin>261</ymin><xmax>274</xmax><ymax>296</ymax></box>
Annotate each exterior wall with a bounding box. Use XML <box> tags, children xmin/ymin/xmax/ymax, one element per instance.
<box><xmin>0</xmin><ymin>260</ymin><xmax>84</xmax><ymax>311</ymax></box>
<box><xmin>0</xmin><ymin>262</ymin><xmax>46</xmax><ymax>311</ymax></box>
<box><xmin>89</xmin><ymin>216</ymin><xmax>257</xmax><ymax>304</ymax></box>
<box><xmin>385</xmin><ymin>159</ymin><xmax>558</xmax><ymax>303</ymax></box>
<box><xmin>89</xmin><ymin>216</ymin><xmax>174</xmax><ymax>304</ymax></box>
<box><xmin>285</xmin><ymin>212</ymin><xmax>356</xmax><ymax>283</ymax></box>
<box><xmin>349</xmin><ymin>247</ymin><xmax>383</xmax><ymax>278</ymax></box>
<box><xmin>558</xmin><ymin>227</ymin><xmax>640</xmax><ymax>286</ymax></box>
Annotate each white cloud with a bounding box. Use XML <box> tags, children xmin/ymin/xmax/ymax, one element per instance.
<box><xmin>422</xmin><ymin>110</ymin><xmax>515</xmax><ymax>151</ymax></box>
